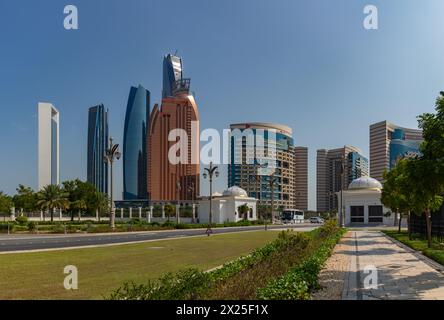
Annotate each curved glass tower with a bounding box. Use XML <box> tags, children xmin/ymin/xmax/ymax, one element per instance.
<box><xmin>123</xmin><ymin>85</ymin><xmax>150</xmax><ymax>200</ymax></box>
<box><xmin>87</xmin><ymin>104</ymin><xmax>109</xmax><ymax>193</ymax></box>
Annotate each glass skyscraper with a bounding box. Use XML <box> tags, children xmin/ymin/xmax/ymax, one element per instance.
<box><xmin>87</xmin><ymin>104</ymin><xmax>109</xmax><ymax>193</ymax></box>
<box><xmin>123</xmin><ymin>85</ymin><xmax>150</xmax><ymax>200</ymax></box>
<box><xmin>162</xmin><ymin>54</ymin><xmax>183</xmax><ymax>98</ymax></box>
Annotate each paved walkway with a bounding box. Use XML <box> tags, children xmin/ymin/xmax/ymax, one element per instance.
<box><xmin>341</xmin><ymin>231</ymin><xmax>444</xmax><ymax>300</ymax></box>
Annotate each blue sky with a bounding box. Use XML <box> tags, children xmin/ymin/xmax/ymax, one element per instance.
<box><xmin>1</xmin><ymin>0</ymin><xmax>444</xmax><ymax>210</ymax></box>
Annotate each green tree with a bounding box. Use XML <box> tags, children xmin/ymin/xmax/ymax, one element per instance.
<box><xmin>89</xmin><ymin>190</ymin><xmax>109</xmax><ymax>222</ymax></box>
<box><xmin>381</xmin><ymin>160</ymin><xmax>414</xmax><ymax>234</ymax></box>
<box><xmin>37</xmin><ymin>185</ymin><xmax>69</xmax><ymax>222</ymax></box>
<box><xmin>12</xmin><ymin>185</ymin><xmax>37</xmax><ymax>215</ymax></box>
<box><xmin>407</xmin><ymin>158</ymin><xmax>443</xmax><ymax>248</ymax></box>
<box><xmin>238</xmin><ymin>203</ymin><xmax>250</xmax><ymax>220</ymax></box>
<box><xmin>0</xmin><ymin>192</ymin><xmax>12</xmax><ymax>214</ymax></box>
<box><xmin>164</xmin><ymin>204</ymin><xmax>175</xmax><ymax>222</ymax></box>
<box><xmin>413</xmin><ymin>91</ymin><xmax>444</xmax><ymax>247</ymax></box>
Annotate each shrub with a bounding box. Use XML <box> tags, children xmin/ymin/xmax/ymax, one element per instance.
<box><xmin>27</xmin><ymin>221</ymin><xmax>37</xmax><ymax>232</ymax></box>
<box><xmin>109</xmin><ymin>268</ymin><xmax>211</xmax><ymax>300</ymax></box>
<box><xmin>257</xmin><ymin>222</ymin><xmax>345</xmax><ymax>300</ymax></box>
<box><xmin>15</xmin><ymin>216</ymin><xmax>28</xmax><ymax>225</ymax></box>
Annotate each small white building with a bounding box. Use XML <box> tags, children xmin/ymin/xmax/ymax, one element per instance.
<box><xmin>198</xmin><ymin>186</ymin><xmax>258</xmax><ymax>224</ymax></box>
<box><xmin>337</xmin><ymin>176</ymin><xmax>394</xmax><ymax>226</ymax></box>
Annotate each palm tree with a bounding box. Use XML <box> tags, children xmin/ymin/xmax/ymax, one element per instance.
<box><xmin>71</xmin><ymin>199</ymin><xmax>87</xmax><ymax>222</ymax></box>
<box><xmin>90</xmin><ymin>191</ymin><xmax>108</xmax><ymax>222</ymax></box>
<box><xmin>37</xmin><ymin>185</ymin><xmax>69</xmax><ymax>222</ymax></box>
<box><xmin>238</xmin><ymin>204</ymin><xmax>250</xmax><ymax>220</ymax></box>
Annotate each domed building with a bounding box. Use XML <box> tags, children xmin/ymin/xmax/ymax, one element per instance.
<box><xmin>198</xmin><ymin>186</ymin><xmax>257</xmax><ymax>224</ymax></box>
<box><xmin>336</xmin><ymin>176</ymin><xmax>392</xmax><ymax>226</ymax></box>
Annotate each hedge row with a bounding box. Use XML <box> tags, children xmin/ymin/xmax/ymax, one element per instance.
<box><xmin>257</xmin><ymin>225</ymin><xmax>346</xmax><ymax>300</ymax></box>
<box><xmin>108</xmin><ymin>221</ymin><xmax>345</xmax><ymax>300</ymax></box>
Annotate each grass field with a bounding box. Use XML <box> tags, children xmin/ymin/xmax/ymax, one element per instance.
<box><xmin>0</xmin><ymin>231</ymin><xmax>278</xmax><ymax>300</ymax></box>
<box><xmin>384</xmin><ymin>231</ymin><xmax>444</xmax><ymax>266</ymax></box>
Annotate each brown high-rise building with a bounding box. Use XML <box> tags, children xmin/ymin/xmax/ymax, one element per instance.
<box><xmin>148</xmin><ymin>78</ymin><xmax>200</xmax><ymax>201</ymax></box>
<box><xmin>369</xmin><ymin>121</ymin><xmax>423</xmax><ymax>183</ymax></box>
<box><xmin>316</xmin><ymin>146</ymin><xmax>368</xmax><ymax>213</ymax></box>
<box><xmin>294</xmin><ymin>147</ymin><xmax>308</xmax><ymax>211</ymax></box>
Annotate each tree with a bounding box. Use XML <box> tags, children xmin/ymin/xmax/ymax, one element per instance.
<box><xmin>407</xmin><ymin>158</ymin><xmax>443</xmax><ymax>248</ymax></box>
<box><xmin>0</xmin><ymin>192</ymin><xmax>12</xmax><ymax>214</ymax></box>
<box><xmin>413</xmin><ymin>91</ymin><xmax>444</xmax><ymax>247</ymax></box>
<box><xmin>238</xmin><ymin>204</ymin><xmax>250</xmax><ymax>220</ymax></box>
<box><xmin>37</xmin><ymin>185</ymin><xmax>69</xmax><ymax>222</ymax></box>
<box><xmin>381</xmin><ymin>160</ymin><xmax>414</xmax><ymax>234</ymax></box>
<box><xmin>12</xmin><ymin>185</ymin><xmax>37</xmax><ymax>215</ymax></box>
<box><xmin>89</xmin><ymin>190</ymin><xmax>108</xmax><ymax>222</ymax></box>
<box><xmin>71</xmin><ymin>199</ymin><xmax>87</xmax><ymax>221</ymax></box>
<box><xmin>164</xmin><ymin>204</ymin><xmax>175</xmax><ymax>222</ymax></box>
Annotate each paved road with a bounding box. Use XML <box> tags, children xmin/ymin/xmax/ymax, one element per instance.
<box><xmin>0</xmin><ymin>224</ymin><xmax>316</xmax><ymax>253</ymax></box>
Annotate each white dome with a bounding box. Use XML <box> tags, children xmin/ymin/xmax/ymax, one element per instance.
<box><xmin>348</xmin><ymin>176</ymin><xmax>382</xmax><ymax>190</ymax></box>
<box><xmin>223</xmin><ymin>186</ymin><xmax>248</xmax><ymax>197</ymax></box>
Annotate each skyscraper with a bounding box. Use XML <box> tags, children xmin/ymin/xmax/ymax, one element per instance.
<box><xmin>316</xmin><ymin>146</ymin><xmax>368</xmax><ymax>212</ymax></box>
<box><xmin>162</xmin><ymin>53</ymin><xmax>183</xmax><ymax>98</ymax></box>
<box><xmin>123</xmin><ymin>85</ymin><xmax>150</xmax><ymax>200</ymax></box>
<box><xmin>294</xmin><ymin>146</ymin><xmax>309</xmax><ymax>211</ymax></box>
<box><xmin>149</xmin><ymin>54</ymin><xmax>199</xmax><ymax>201</ymax></box>
<box><xmin>228</xmin><ymin>123</ymin><xmax>308</xmax><ymax>210</ymax></box>
<box><xmin>87</xmin><ymin>104</ymin><xmax>109</xmax><ymax>193</ymax></box>
<box><xmin>38</xmin><ymin>102</ymin><xmax>60</xmax><ymax>190</ymax></box>
<box><xmin>370</xmin><ymin>121</ymin><xmax>423</xmax><ymax>183</ymax></box>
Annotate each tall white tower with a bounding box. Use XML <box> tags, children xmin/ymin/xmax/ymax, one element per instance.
<box><xmin>38</xmin><ymin>103</ymin><xmax>60</xmax><ymax>190</ymax></box>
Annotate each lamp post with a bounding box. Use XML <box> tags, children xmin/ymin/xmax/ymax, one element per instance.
<box><xmin>339</xmin><ymin>157</ymin><xmax>345</xmax><ymax>228</ymax></box>
<box><xmin>268</xmin><ymin>172</ymin><xmax>279</xmax><ymax>224</ymax></box>
<box><xmin>176</xmin><ymin>180</ymin><xmax>181</xmax><ymax>224</ymax></box>
<box><xmin>187</xmin><ymin>182</ymin><xmax>195</xmax><ymax>223</ymax></box>
<box><xmin>203</xmin><ymin>162</ymin><xmax>219</xmax><ymax>235</ymax></box>
<box><xmin>104</xmin><ymin>137</ymin><xmax>121</xmax><ymax>229</ymax></box>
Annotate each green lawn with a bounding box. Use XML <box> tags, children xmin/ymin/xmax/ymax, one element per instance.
<box><xmin>0</xmin><ymin>231</ymin><xmax>278</xmax><ymax>300</ymax></box>
<box><xmin>383</xmin><ymin>231</ymin><xmax>444</xmax><ymax>266</ymax></box>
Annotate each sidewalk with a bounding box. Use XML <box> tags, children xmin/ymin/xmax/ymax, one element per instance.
<box><xmin>339</xmin><ymin>231</ymin><xmax>444</xmax><ymax>300</ymax></box>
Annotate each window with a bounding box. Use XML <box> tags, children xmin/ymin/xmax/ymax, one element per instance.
<box><xmin>368</xmin><ymin>205</ymin><xmax>383</xmax><ymax>223</ymax></box>
<box><xmin>350</xmin><ymin>206</ymin><xmax>364</xmax><ymax>223</ymax></box>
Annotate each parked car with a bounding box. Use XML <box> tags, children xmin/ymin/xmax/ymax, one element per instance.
<box><xmin>309</xmin><ymin>217</ymin><xmax>324</xmax><ymax>224</ymax></box>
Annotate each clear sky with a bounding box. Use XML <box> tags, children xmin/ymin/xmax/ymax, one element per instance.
<box><xmin>1</xmin><ymin>0</ymin><xmax>444</xmax><ymax>210</ymax></box>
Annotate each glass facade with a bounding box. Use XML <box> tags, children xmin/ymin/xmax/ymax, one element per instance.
<box><xmin>347</xmin><ymin>151</ymin><xmax>369</xmax><ymax>185</ymax></box>
<box><xmin>389</xmin><ymin>129</ymin><xmax>422</xmax><ymax>169</ymax></box>
<box><xmin>123</xmin><ymin>85</ymin><xmax>150</xmax><ymax>200</ymax></box>
<box><xmin>228</xmin><ymin>127</ymin><xmax>293</xmax><ymax>203</ymax></box>
<box><xmin>162</xmin><ymin>54</ymin><xmax>183</xmax><ymax>98</ymax></box>
<box><xmin>87</xmin><ymin>104</ymin><xmax>109</xmax><ymax>193</ymax></box>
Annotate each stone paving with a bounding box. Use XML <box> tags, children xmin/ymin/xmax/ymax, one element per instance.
<box><xmin>341</xmin><ymin>231</ymin><xmax>444</xmax><ymax>300</ymax></box>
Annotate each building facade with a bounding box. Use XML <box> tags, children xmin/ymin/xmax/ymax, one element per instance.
<box><xmin>38</xmin><ymin>103</ymin><xmax>60</xmax><ymax>190</ymax></box>
<box><xmin>316</xmin><ymin>146</ymin><xmax>368</xmax><ymax>213</ymax></box>
<box><xmin>162</xmin><ymin>53</ymin><xmax>183</xmax><ymax>98</ymax></box>
<box><xmin>338</xmin><ymin>176</ymin><xmax>393</xmax><ymax>226</ymax></box>
<box><xmin>228</xmin><ymin>122</ymin><xmax>308</xmax><ymax>211</ymax></box>
<box><xmin>123</xmin><ymin>85</ymin><xmax>150</xmax><ymax>200</ymax></box>
<box><xmin>148</xmin><ymin>77</ymin><xmax>200</xmax><ymax>201</ymax></box>
<box><xmin>369</xmin><ymin>121</ymin><xmax>423</xmax><ymax>182</ymax></box>
<box><xmin>87</xmin><ymin>104</ymin><xmax>109</xmax><ymax>193</ymax></box>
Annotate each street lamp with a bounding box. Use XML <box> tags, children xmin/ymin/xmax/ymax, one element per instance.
<box><xmin>176</xmin><ymin>179</ymin><xmax>181</xmax><ymax>224</ymax></box>
<box><xmin>187</xmin><ymin>182</ymin><xmax>196</xmax><ymax>223</ymax></box>
<box><xmin>203</xmin><ymin>162</ymin><xmax>219</xmax><ymax>235</ymax></box>
<box><xmin>268</xmin><ymin>172</ymin><xmax>279</xmax><ymax>224</ymax></box>
<box><xmin>104</xmin><ymin>137</ymin><xmax>121</xmax><ymax>229</ymax></box>
<box><xmin>339</xmin><ymin>157</ymin><xmax>345</xmax><ymax>228</ymax></box>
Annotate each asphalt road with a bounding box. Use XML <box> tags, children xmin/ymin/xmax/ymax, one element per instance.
<box><xmin>0</xmin><ymin>224</ymin><xmax>317</xmax><ymax>253</ymax></box>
